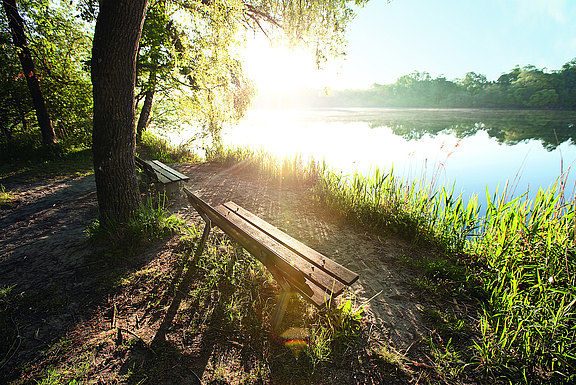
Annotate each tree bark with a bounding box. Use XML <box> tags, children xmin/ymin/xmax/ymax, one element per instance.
<box><xmin>91</xmin><ymin>0</ymin><xmax>148</xmax><ymax>225</ymax></box>
<box><xmin>136</xmin><ymin>70</ymin><xmax>156</xmax><ymax>144</ymax></box>
<box><xmin>2</xmin><ymin>0</ymin><xmax>55</xmax><ymax>146</ymax></box>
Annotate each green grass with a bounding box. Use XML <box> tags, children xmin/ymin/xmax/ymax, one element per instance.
<box><xmin>86</xmin><ymin>192</ymin><xmax>189</xmax><ymax>256</ymax></box>
<box><xmin>0</xmin><ymin>184</ymin><xmax>18</xmax><ymax>206</ymax></box>
<box><xmin>0</xmin><ymin>147</ymin><xmax>93</xmax><ymax>182</ymax></box>
<box><xmin>137</xmin><ymin>131</ymin><xmax>201</xmax><ymax>163</ymax></box>
<box><xmin>205</xmin><ymin>145</ymin><xmax>319</xmax><ymax>185</ymax></box>
<box><xmin>208</xmin><ymin>145</ymin><xmax>576</xmax><ymax>384</ymax></box>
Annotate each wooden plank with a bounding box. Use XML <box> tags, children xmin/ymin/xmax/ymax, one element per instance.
<box><xmin>184</xmin><ymin>188</ymin><xmax>338</xmax><ymax>307</ymax></box>
<box><xmin>135</xmin><ymin>157</ymin><xmax>174</xmax><ymax>184</ymax></box>
<box><xmin>223</xmin><ymin>201</ymin><xmax>359</xmax><ymax>286</ymax></box>
<box><xmin>184</xmin><ymin>188</ymin><xmax>308</xmax><ymax>291</ymax></box>
<box><xmin>150</xmin><ymin>160</ymin><xmax>189</xmax><ymax>181</ymax></box>
<box><xmin>215</xmin><ymin>205</ymin><xmax>347</xmax><ymax>296</ymax></box>
<box><xmin>147</xmin><ymin>161</ymin><xmax>181</xmax><ymax>183</ymax></box>
<box><xmin>135</xmin><ymin>157</ymin><xmax>160</xmax><ymax>182</ymax></box>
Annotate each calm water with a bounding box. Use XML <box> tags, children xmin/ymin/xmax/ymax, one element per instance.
<box><xmin>223</xmin><ymin>108</ymin><xmax>576</xmax><ymax>205</ymax></box>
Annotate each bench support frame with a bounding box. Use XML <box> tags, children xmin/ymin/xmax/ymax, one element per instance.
<box><xmin>184</xmin><ymin>187</ymin><xmax>359</xmax><ymax>333</ymax></box>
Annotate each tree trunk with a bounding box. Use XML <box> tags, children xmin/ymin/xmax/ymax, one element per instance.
<box><xmin>136</xmin><ymin>70</ymin><xmax>156</xmax><ymax>144</ymax></box>
<box><xmin>91</xmin><ymin>0</ymin><xmax>148</xmax><ymax>225</ymax></box>
<box><xmin>2</xmin><ymin>0</ymin><xmax>55</xmax><ymax>146</ymax></box>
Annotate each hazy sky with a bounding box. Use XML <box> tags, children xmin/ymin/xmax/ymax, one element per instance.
<box><xmin>243</xmin><ymin>0</ymin><xmax>576</xmax><ymax>91</ymax></box>
<box><xmin>338</xmin><ymin>0</ymin><xmax>576</xmax><ymax>87</ymax></box>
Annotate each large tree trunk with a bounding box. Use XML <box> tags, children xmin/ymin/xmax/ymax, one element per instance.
<box><xmin>91</xmin><ymin>0</ymin><xmax>148</xmax><ymax>225</ymax></box>
<box><xmin>2</xmin><ymin>0</ymin><xmax>55</xmax><ymax>146</ymax></box>
<box><xmin>136</xmin><ymin>70</ymin><xmax>156</xmax><ymax>144</ymax></box>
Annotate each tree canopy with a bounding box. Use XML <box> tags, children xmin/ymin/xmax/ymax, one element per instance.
<box><xmin>0</xmin><ymin>0</ymin><xmax>91</xmax><ymax>149</ymax></box>
<box><xmin>87</xmin><ymin>0</ymin><xmax>370</xmax><ymax>224</ymax></box>
<box><xmin>0</xmin><ymin>0</ymin><xmax>370</xmax><ymax>222</ymax></box>
<box><xmin>308</xmin><ymin>61</ymin><xmax>576</xmax><ymax>109</ymax></box>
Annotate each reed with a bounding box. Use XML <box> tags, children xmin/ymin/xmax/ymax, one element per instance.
<box><xmin>208</xmin><ymin>145</ymin><xmax>576</xmax><ymax>383</ymax></box>
<box><xmin>469</xmin><ymin>183</ymin><xmax>576</xmax><ymax>382</ymax></box>
<box><xmin>206</xmin><ymin>145</ymin><xmax>319</xmax><ymax>185</ymax></box>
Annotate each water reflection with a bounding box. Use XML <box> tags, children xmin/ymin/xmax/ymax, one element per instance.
<box><xmin>224</xmin><ymin>108</ymin><xmax>576</xmax><ymax>203</ymax></box>
<box><xmin>295</xmin><ymin>108</ymin><xmax>576</xmax><ymax>150</ymax></box>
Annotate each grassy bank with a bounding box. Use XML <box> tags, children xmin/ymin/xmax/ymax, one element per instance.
<box><xmin>206</xmin><ymin>145</ymin><xmax>576</xmax><ymax>384</ymax></box>
<box><xmin>3</xmin><ymin>134</ymin><xmax>572</xmax><ymax>383</ymax></box>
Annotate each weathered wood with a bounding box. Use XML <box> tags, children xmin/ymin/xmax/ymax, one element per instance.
<box><xmin>150</xmin><ymin>160</ymin><xmax>189</xmax><ymax>181</ymax></box>
<box><xmin>185</xmin><ymin>188</ymin><xmax>315</xmax><ymax>298</ymax></box>
<box><xmin>215</xmin><ymin>204</ymin><xmax>347</xmax><ymax>297</ymax></box>
<box><xmin>223</xmin><ymin>201</ymin><xmax>359</xmax><ymax>286</ymax></box>
<box><xmin>135</xmin><ymin>157</ymin><xmax>188</xmax><ymax>185</ymax></box>
<box><xmin>184</xmin><ymin>188</ymin><xmax>358</xmax><ymax>309</ymax></box>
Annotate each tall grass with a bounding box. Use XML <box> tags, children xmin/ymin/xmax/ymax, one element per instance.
<box><xmin>470</xmin><ymin>184</ymin><xmax>576</xmax><ymax>382</ymax></box>
<box><xmin>315</xmin><ymin>166</ymin><xmax>481</xmax><ymax>254</ymax></box>
<box><xmin>206</xmin><ymin>145</ymin><xmax>319</xmax><ymax>185</ymax></box>
<box><xmin>208</xmin><ymin>146</ymin><xmax>576</xmax><ymax>383</ymax></box>
<box><xmin>138</xmin><ymin>131</ymin><xmax>200</xmax><ymax>163</ymax></box>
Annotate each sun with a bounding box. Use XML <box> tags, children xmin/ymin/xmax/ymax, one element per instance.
<box><xmin>241</xmin><ymin>38</ymin><xmax>337</xmax><ymax>96</ymax></box>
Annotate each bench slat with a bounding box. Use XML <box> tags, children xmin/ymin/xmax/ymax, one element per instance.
<box><xmin>212</xmin><ymin>214</ymin><xmax>333</xmax><ymax>307</ymax></box>
<box><xmin>184</xmin><ymin>188</ymin><xmax>341</xmax><ymax>307</ymax></box>
<box><xmin>216</xmin><ymin>205</ymin><xmax>347</xmax><ymax>297</ymax></box>
<box><xmin>223</xmin><ymin>201</ymin><xmax>359</xmax><ymax>286</ymax></box>
<box><xmin>185</xmin><ymin>189</ymin><xmax>310</xmax><ymax>292</ymax></box>
<box><xmin>150</xmin><ymin>160</ymin><xmax>189</xmax><ymax>181</ymax></box>
<box><xmin>147</xmin><ymin>161</ymin><xmax>182</xmax><ymax>183</ymax></box>
<box><xmin>136</xmin><ymin>157</ymin><xmax>188</xmax><ymax>184</ymax></box>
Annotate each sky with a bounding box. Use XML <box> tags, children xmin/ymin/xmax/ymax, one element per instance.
<box><xmin>242</xmin><ymin>0</ymin><xmax>576</xmax><ymax>91</ymax></box>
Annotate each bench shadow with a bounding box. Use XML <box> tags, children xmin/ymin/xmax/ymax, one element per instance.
<box><xmin>117</xmin><ymin>240</ymin><xmax>413</xmax><ymax>385</ymax></box>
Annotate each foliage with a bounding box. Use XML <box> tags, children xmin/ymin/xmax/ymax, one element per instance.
<box><xmin>309</xmin><ymin>61</ymin><xmax>576</xmax><ymax>110</ymax></box>
<box><xmin>206</xmin><ymin>144</ymin><xmax>319</xmax><ymax>185</ymax></box>
<box><xmin>0</xmin><ymin>184</ymin><xmax>17</xmax><ymax>206</ymax></box>
<box><xmin>215</xmin><ymin>145</ymin><xmax>576</xmax><ymax>384</ymax></box>
<box><xmin>469</xmin><ymin>184</ymin><xmax>576</xmax><ymax>383</ymax></box>
<box><xmin>0</xmin><ymin>0</ymin><xmax>93</xmax><ymax>148</ymax></box>
<box><xmin>315</xmin><ymin>166</ymin><xmax>481</xmax><ymax>254</ymax></box>
<box><xmin>137</xmin><ymin>131</ymin><xmax>200</xmax><ymax>163</ymax></box>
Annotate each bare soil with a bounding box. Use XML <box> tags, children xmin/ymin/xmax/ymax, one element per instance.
<box><xmin>0</xmin><ymin>162</ymin><xmax>464</xmax><ymax>384</ymax></box>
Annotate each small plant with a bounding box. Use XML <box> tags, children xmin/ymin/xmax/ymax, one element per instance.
<box><xmin>0</xmin><ymin>184</ymin><xmax>18</xmax><ymax>206</ymax></box>
<box><xmin>373</xmin><ymin>342</ymin><xmax>412</xmax><ymax>375</ymax></box>
<box><xmin>86</xmin><ymin>192</ymin><xmax>189</xmax><ymax>255</ymax></box>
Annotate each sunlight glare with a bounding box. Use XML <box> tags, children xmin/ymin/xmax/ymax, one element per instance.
<box><xmin>241</xmin><ymin>38</ymin><xmax>343</xmax><ymax>100</ymax></box>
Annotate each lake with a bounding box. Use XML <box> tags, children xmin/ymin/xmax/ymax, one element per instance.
<box><xmin>222</xmin><ymin>108</ymin><xmax>576</xmax><ymax>206</ymax></box>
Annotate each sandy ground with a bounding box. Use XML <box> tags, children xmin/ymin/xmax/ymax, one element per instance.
<box><xmin>173</xmin><ymin>162</ymin><xmax>429</xmax><ymax>349</ymax></box>
<box><xmin>0</xmin><ymin>162</ymin><xmax>435</xmax><ymax>382</ymax></box>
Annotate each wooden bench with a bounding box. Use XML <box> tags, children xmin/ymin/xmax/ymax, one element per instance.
<box><xmin>183</xmin><ymin>187</ymin><xmax>359</xmax><ymax>330</ymax></box>
<box><xmin>135</xmin><ymin>157</ymin><xmax>189</xmax><ymax>195</ymax></box>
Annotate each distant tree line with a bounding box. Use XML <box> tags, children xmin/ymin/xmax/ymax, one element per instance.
<box><xmin>316</xmin><ymin>60</ymin><xmax>576</xmax><ymax>109</ymax></box>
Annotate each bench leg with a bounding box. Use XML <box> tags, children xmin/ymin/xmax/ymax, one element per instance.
<box><xmin>271</xmin><ymin>288</ymin><xmax>293</xmax><ymax>332</ymax></box>
<box><xmin>195</xmin><ymin>215</ymin><xmax>212</xmax><ymax>257</ymax></box>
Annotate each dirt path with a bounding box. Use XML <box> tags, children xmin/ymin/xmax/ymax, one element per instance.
<box><xmin>173</xmin><ymin>163</ymin><xmax>429</xmax><ymax>349</ymax></box>
<box><xmin>0</xmin><ymin>162</ymin><xmax>434</xmax><ymax>383</ymax></box>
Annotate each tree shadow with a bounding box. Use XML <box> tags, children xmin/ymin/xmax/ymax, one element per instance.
<box><xmin>0</xmin><ymin>174</ymin><xmax>178</xmax><ymax>382</ymax></box>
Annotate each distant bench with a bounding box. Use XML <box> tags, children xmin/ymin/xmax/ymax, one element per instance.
<box><xmin>135</xmin><ymin>157</ymin><xmax>189</xmax><ymax>195</ymax></box>
<box><xmin>183</xmin><ymin>187</ymin><xmax>359</xmax><ymax>330</ymax></box>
